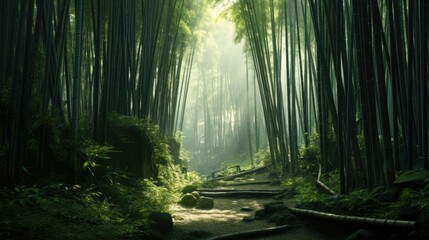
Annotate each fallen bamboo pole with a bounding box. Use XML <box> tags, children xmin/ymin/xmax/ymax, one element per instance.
<box><xmin>205</xmin><ymin>225</ymin><xmax>292</xmax><ymax>240</ymax></box>
<box><xmin>290</xmin><ymin>207</ymin><xmax>421</xmax><ymax>230</ymax></box>
<box><xmin>211</xmin><ymin>164</ymin><xmax>272</xmax><ymax>181</ymax></box>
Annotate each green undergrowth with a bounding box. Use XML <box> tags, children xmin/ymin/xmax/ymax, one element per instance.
<box><xmin>0</xmin><ymin>182</ymin><xmax>136</xmax><ymax>240</ymax></box>
<box><xmin>0</xmin><ymin>165</ymin><xmax>202</xmax><ymax>240</ymax></box>
<box><xmin>282</xmin><ymin>175</ymin><xmax>429</xmax><ymax>221</ymax></box>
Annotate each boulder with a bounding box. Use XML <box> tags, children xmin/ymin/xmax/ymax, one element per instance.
<box><xmin>394</xmin><ymin>169</ymin><xmax>429</xmax><ymax>188</ymax></box>
<box><xmin>182</xmin><ymin>185</ymin><xmax>198</xmax><ymax>194</ymax></box>
<box><xmin>197</xmin><ymin>196</ymin><xmax>214</xmax><ymax>209</ymax></box>
<box><xmin>149</xmin><ymin>212</ymin><xmax>173</xmax><ymax>233</ymax></box>
<box><xmin>179</xmin><ymin>193</ymin><xmax>198</xmax><ymax>207</ymax></box>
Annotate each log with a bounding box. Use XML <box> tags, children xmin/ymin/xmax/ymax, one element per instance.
<box><xmin>290</xmin><ymin>207</ymin><xmax>421</xmax><ymax>230</ymax></box>
<box><xmin>199</xmin><ymin>190</ymin><xmax>280</xmax><ymax>198</ymax></box>
<box><xmin>211</xmin><ymin>164</ymin><xmax>272</xmax><ymax>181</ymax></box>
<box><xmin>205</xmin><ymin>225</ymin><xmax>292</xmax><ymax>240</ymax></box>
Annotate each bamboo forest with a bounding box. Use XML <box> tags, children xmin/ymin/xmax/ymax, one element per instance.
<box><xmin>1</xmin><ymin>0</ymin><xmax>428</xmax><ymax>239</ymax></box>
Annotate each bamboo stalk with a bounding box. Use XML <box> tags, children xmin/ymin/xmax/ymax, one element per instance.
<box><xmin>290</xmin><ymin>207</ymin><xmax>420</xmax><ymax>230</ymax></box>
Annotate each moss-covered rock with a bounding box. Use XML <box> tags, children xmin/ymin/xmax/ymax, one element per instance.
<box><xmin>394</xmin><ymin>169</ymin><xmax>429</xmax><ymax>188</ymax></box>
<box><xmin>263</xmin><ymin>201</ymin><xmax>287</xmax><ymax>214</ymax></box>
<box><xmin>181</xmin><ymin>185</ymin><xmax>198</xmax><ymax>194</ymax></box>
<box><xmin>256</xmin><ymin>201</ymin><xmax>294</xmax><ymax>225</ymax></box>
<box><xmin>179</xmin><ymin>193</ymin><xmax>197</xmax><ymax>207</ymax></box>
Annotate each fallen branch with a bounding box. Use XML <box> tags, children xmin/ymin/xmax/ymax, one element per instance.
<box><xmin>212</xmin><ymin>165</ymin><xmax>241</xmax><ymax>179</ymax></box>
<box><xmin>205</xmin><ymin>225</ymin><xmax>292</xmax><ymax>240</ymax></box>
<box><xmin>316</xmin><ymin>164</ymin><xmax>337</xmax><ymax>195</ymax></box>
<box><xmin>199</xmin><ymin>190</ymin><xmax>280</xmax><ymax>198</ymax></box>
<box><xmin>211</xmin><ymin>164</ymin><xmax>272</xmax><ymax>181</ymax></box>
<box><xmin>290</xmin><ymin>207</ymin><xmax>420</xmax><ymax>230</ymax></box>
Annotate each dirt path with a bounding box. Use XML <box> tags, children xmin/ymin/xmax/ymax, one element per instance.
<box><xmin>168</xmin><ymin>173</ymin><xmax>343</xmax><ymax>240</ymax></box>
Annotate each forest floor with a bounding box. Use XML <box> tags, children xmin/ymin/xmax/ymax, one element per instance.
<box><xmin>167</xmin><ymin>172</ymin><xmax>344</xmax><ymax>240</ymax></box>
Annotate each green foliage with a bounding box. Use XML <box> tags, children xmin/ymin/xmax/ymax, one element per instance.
<box><xmin>105</xmin><ymin>170</ymin><xmax>174</xmax><ymax>221</ymax></box>
<box><xmin>108</xmin><ymin>113</ymin><xmax>172</xmax><ymax>165</ymax></box>
<box><xmin>254</xmin><ymin>148</ymin><xmax>271</xmax><ymax>167</ymax></box>
<box><xmin>0</xmin><ymin>184</ymin><xmax>138</xmax><ymax>240</ymax></box>
<box><xmin>281</xmin><ymin>176</ymin><xmax>327</xmax><ymax>204</ymax></box>
<box><xmin>0</xmin><ymin>161</ymin><xmax>203</xmax><ymax>240</ymax></box>
<box><xmin>387</xmin><ymin>186</ymin><xmax>429</xmax><ymax>218</ymax></box>
<box><xmin>299</xmin><ymin>131</ymin><xmax>320</xmax><ymax>159</ymax></box>
<box><xmin>81</xmin><ymin>140</ymin><xmax>116</xmax><ymax>169</ymax></box>
<box><xmin>286</xmin><ymin>173</ymin><xmax>429</xmax><ymax>220</ymax></box>
<box><xmin>298</xmin><ymin>131</ymin><xmax>320</xmax><ymax>173</ymax></box>
<box><xmin>324</xmin><ymin>190</ymin><xmax>382</xmax><ymax>216</ymax></box>
<box><xmin>320</xmin><ymin>170</ymin><xmax>341</xmax><ymax>193</ymax></box>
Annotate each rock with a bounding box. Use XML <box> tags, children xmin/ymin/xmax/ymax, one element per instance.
<box><xmin>264</xmin><ymin>201</ymin><xmax>287</xmax><ymax>214</ymax></box>
<box><xmin>149</xmin><ymin>212</ymin><xmax>173</xmax><ymax>233</ymax></box>
<box><xmin>182</xmin><ymin>185</ymin><xmax>198</xmax><ymax>194</ymax></box>
<box><xmin>197</xmin><ymin>196</ymin><xmax>214</xmax><ymax>209</ymax></box>
<box><xmin>345</xmin><ymin>229</ymin><xmax>376</xmax><ymax>240</ymax></box>
<box><xmin>191</xmin><ymin>191</ymin><xmax>200</xmax><ymax>200</ymax></box>
<box><xmin>394</xmin><ymin>169</ymin><xmax>429</xmax><ymax>188</ymax></box>
<box><xmin>242</xmin><ymin>216</ymin><xmax>254</xmax><ymax>222</ymax></box>
<box><xmin>267</xmin><ymin>211</ymin><xmax>294</xmax><ymax>226</ymax></box>
<box><xmin>255</xmin><ymin>209</ymin><xmax>266</xmax><ymax>219</ymax></box>
<box><xmin>179</xmin><ymin>193</ymin><xmax>198</xmax><ymax>207</ymax></box>
<box><xmin>241</xmin><ymin>206</ymin><xmax>252</xmax><ymax>212</ymax></box>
